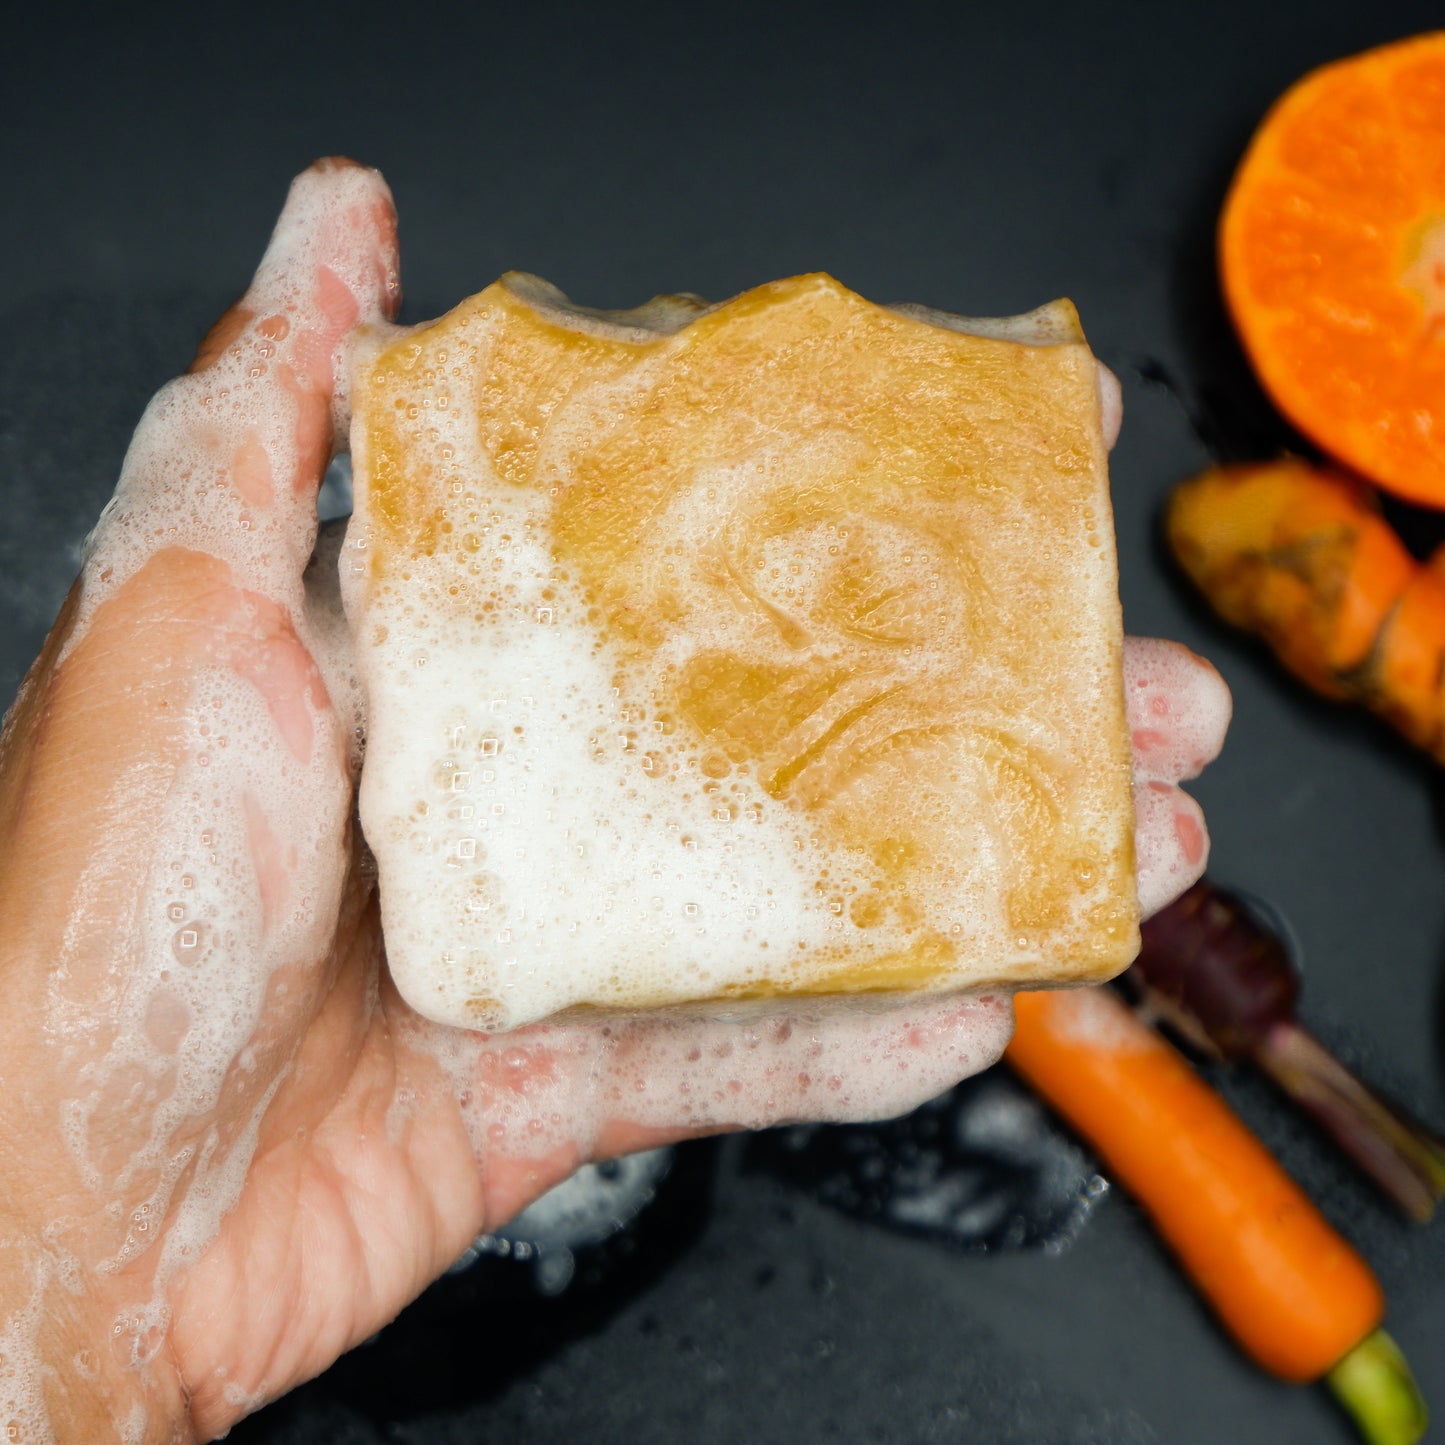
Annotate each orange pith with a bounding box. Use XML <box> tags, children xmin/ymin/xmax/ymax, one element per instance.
<box><xmin>1220</xmin><ymin>32</ymin><xmax>1445</xmax><ymax>507</ymax></box>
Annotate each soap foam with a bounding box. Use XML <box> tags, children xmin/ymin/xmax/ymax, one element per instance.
<box><xmin>69</xmin><ymin>159</ymin><xmax>394</xmax><ymax>650</ymax></box>
<box><xmin>354</xmin><ymin>514</ymin><xmax>903</xmax><ymax>1029</ymax></box>
<box><xmin>0</xmin><ymin>1253</ymin><xmax>48</xmax><ymax>1445</ymax></box>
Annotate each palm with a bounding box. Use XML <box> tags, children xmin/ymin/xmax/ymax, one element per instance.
<box><xmin>0</xmin><ymin>161</ymin><xmax>1226</xmax><ymax>1443</ymax></box>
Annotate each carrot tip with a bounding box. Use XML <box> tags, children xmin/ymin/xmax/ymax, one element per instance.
<box><xmin>1326</xmin><ymin>1329</ymin><xmax>1428</xmax><ymax>1445</ymax></box>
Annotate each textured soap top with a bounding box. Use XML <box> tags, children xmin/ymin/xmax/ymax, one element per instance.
<box><xmin>343</xmin><ymin>273</ymin><xmax>1138</xmax><ymax>1032</ymax></box>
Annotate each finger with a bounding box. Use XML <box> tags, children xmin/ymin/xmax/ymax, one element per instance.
<box><xmin>1135</xmin><ymin>777</ymin><xmax>1209</xmax><ymax>918</ymax></box>
<box><xmin>1125</xmin><ymin>635</ymin><xmax>1232</xmax><ymax>783</ymax></box>
<box><xmin>1123</xmin><ymin>636</ymin><xmax>1231</xmax><ymax>916</ymax></box>
<box><xmin>586</xmin><ymin>993</ymin><xmax>1016</xmax><ymax>1154</ymax></box>
<box><xmin>388</xmin><ymin>990</ymin><xmax>1015</xmax><ymax>1228</ymax></box>
<box><xmin>78</xmin><ymin>159</ymin><xmax>399</xmax><ymax>625</ymax></box>
<box><xmin>1097</xmin><ymin>361</ymin><xmax>1123</xmax><ymax>450</ymax></box>
<box><xmin>303</xmin><ymin>518</ymin><xmax>366</xmax><ymax>775</ymax></box>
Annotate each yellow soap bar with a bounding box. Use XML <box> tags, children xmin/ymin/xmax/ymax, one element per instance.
<box><xmin>344</xmin><ymin>273</ymin><xmax>1138</xmax><ymax>1032</ymax></box>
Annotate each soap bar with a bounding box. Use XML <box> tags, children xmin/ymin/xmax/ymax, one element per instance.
<box><xmin>343</xmin><ymin>273</ymin><xmax>1138</xmax><ymax>1032</ymax></box>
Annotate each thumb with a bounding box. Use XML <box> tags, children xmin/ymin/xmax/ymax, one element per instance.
<box><xmin>81</xmin><ymin>158</ymin><xmax>400</xmax><ymax>622</ymax></box>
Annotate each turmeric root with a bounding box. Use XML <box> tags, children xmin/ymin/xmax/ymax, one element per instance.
<box><xmin>1166</xmin><ymin>459</ymin><xmax>1445</xmax><ymax>762</ymax></box>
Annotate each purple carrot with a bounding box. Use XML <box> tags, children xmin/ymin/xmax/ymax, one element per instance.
<box><xmin>1132</xmin><ymin>879</ymin><xmax>1445</xmax><ymax>1223</ymax></box>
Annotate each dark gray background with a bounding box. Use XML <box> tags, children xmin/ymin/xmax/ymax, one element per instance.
<box><xmin>3</xmin><ymin>2</ymin><xmax>1443</xmax><ymax>1440</ymax></box>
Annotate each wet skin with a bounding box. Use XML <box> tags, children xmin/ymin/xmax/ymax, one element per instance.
<box><xmin>0</xmin><ymin>160</ymin><xmax>1227</xmax><ymax>1442</ymax></box>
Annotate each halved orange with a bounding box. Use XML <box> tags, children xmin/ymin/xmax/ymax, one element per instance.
<box><xmin>1220</xmin><ymin>32</ymin><xmax>1445</xmax><ymax>507</ymax></box>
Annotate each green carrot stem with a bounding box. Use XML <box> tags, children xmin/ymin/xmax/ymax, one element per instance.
<box><xmin>1326</xmin><ymin>1329</ymin><xmax>1428</xmax><ymax>1445</ymax></box>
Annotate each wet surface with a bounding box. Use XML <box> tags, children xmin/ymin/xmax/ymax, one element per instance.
<box><xmin>460</xmin><ymin>1147</ymin><xmax>678</xmax><ymax>1296</ymax></box>
<box><xmin>746</xmin><ymin>1072</ymin><xmax>1107</xmax><ymax>1256</ymax></box>
<box><xmin>8</xmin><ymin>2</ymin><xmax>1445</xmax><ymax>1441</ymax></box>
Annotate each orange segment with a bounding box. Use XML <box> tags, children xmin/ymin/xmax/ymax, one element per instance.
<box><xmin>1220</xmin><ymin>32</ymin><xmax>1445</xmax><ymax>507</ymax></box>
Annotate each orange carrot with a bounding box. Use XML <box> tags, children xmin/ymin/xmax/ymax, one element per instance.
<box><xmin>1008</xmin><ymin>986</ymin><xmax>1383</xmax><ymax>1382</ymax></box>
<box><xmin>1167</xmin><ymin>459</ymin><xmax>1445</xmax><ymax>762</ymax></box>
<box><xmin>1007</xmin><ymin>988</ymin><xmax>1429</xmax><ymax>1439</ymax></box>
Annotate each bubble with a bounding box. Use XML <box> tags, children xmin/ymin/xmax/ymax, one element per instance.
<box><xmin>170</xmin><ymin>920</ymin><xmax>213</xmax><ymax>966</ymax></box>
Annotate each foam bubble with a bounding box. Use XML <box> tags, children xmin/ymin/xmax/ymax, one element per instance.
<box><xmin>0</xmin><ymin>1258</ymin><xmax>47</xmax><ymax>1445</ymax></box>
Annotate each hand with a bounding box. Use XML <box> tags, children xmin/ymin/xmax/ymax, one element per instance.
<box><xmin>0</xmin><ymin>160</ymin><xmax>1228</xmax><ymax>1443</ymax></box>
